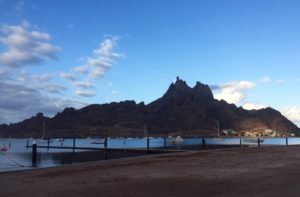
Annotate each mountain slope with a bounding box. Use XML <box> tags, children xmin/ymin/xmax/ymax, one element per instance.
<box><xmin>0</xmin><ymin>78</ymin><xmax>298</xmax><ymax>137</ymax></box>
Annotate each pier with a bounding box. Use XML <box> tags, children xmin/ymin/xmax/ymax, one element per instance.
<box><xmin>27</xmin><ymin>145</ymin><xmax>181</xmax><ymax>153</ymax></box>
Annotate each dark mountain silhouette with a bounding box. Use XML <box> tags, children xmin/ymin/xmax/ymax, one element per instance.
<box><xmin>0</xmin><ymin>77</ymin><xmax>298</xmax><ymax>137</ymax></box>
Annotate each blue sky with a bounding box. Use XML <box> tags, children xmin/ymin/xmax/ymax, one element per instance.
<box><xmin>0</xmin><ymin>0</ymin><xmax>300</xmax><ymax>126</ymax></box>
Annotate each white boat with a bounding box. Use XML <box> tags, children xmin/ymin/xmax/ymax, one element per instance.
<box><xmin>55</xmin><ymin>138</ymin><xmax>65</xmax><ymax>142</ymax></box>
<box><xmin>37</xmin><ymin>138</ymin><xmax>53</xmax><ymax>143</ymax></box>
<box><xmin>169</xmin><ymin>136</ymin><xmax>184</xmax><ymax>144</ymax></box>
<box><xmin>91</xmin><ymin>139</ymin><xmax>105</xmax><ymax>144</ymax></box>
<box><xmin>37</xmin><ymin>120</ymin><xmax>53</xmax><ymax>144</ymax></box>
<box><xmin>213</xmin><ymin>138</ymin><xmax>224</xmax><ymax>141</ymax></box>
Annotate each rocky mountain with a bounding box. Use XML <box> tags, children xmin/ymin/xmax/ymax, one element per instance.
<box><xmin>0</xmin><ymin>77</ymin><xmax>298</xmax><ymax>137</ymax></box>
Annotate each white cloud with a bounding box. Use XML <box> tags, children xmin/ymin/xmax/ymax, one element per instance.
<box><xmin>242</xmin><ymin>102</ymin><xmax>267</xmax><ymax>110</ymax></box>
<box><xmin>0</xmin><ymin>79</ymin><xmax>85</xmax><ymax>124</ymax></box>
<box><xmin>0</xmin><ymin>28</ymin><xmax>125</xmax><ymax>123</ymax></box>
<box><xmin>281</xmin><ymin>106</ymin><xmax>300</xmax><ymax>127</ymax></box>
<box><xmin>214</xmin><ymin>81</ymin><xmax>255</xmax><ymax>104</ymax></box>
<box><xmin>0</xmin><ymin>22</ymin><xmax>128</xmax><ymax>124</ymax></box>
<box><xmin>90</xmin><ymin>66</ymin><xmax>107</xmax><ymax>78</ymax></box>
<box><xmin>74</xmin><ymin>81</ymin><xmax>94</xmax><ymax>88</ymax></box>
<box><xmin>75</xmin><ymin>90</ymin><xmax>96</xmax><ymax>97</ymax></box>
<box><xmin>60</xmin><ymin>72</ymin><xmax>76</xmax><ymax>81</ymax></box>
<box><xmin>73</xmin><ymin>65</ymin><xmax>89</xmax><ymax>74</ymax></box>
<box><xmin>31</xmin><ymin>31</ymin><xmax>51</xmax><ymax>40</ymax></box>
<box><xmin>10</xmin><ymin>70</ymin><xmax>67</xmax><ymax>95</ymax></box>
<box><xmin>63</xmin><ymin>36</ymin><xmax>124</xmax><ymax>97</ymax></box>
<box><xmin>40</xmin><ymin>84</ymin><xmax>67</xmax><ymax>94</ymax></box>
<box><xmin>259</xmin><ymin>76</ymin><xmax>271</xmax><ymax>83</ymax></box>
<box><xmin>74</xmin><ymin>37</ymin><xmax>124</xmax><ymax>79</ymax></box>
<box><xmin>0</xmin><ymin>21</ymin><xmax>61</xmax><ymax>67</ymax></box>
<box><xmin>0</xmin><ymin>36</ymin><xmax>74</xmax><ymax>124</ymax></box>
<box><xmin>31</xmin><ymin>74</ymin><xmax>51</xmax><ymax>83</ymax></box>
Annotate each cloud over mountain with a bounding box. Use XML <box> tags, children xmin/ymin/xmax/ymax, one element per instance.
<box><xmin>243</xmin><ymin>102</ymin><xmax>267</xmax><ymax>110</ymax></box>
<box><xmin>0</xmin><ymin>21</ymin><xmax>83</xmax><ymax>124</ymax></box>
<box><xmin>0</xmin><ymin>79</ymin><xmax>85</xmax><ymax>124</ymax></box>
<box><xmin>213</xmin><ymin>81</ymin><xmax>255</xmax><ymax>104</ymax></box>
<box><xmin>281</xmin><ymin>106</ymin><xmax>300</xmax><ymax>127</ymax></box>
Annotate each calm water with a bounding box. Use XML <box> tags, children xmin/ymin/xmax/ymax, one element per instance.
<box><xmin>1</xmin><ymin>137</ymin><xmax>300</xmax><ymax>172</ymax></box>
<box><xmin>0</xmin><ymin>138</ymin><xmax>167</xmax><ymax>172</ymax></box>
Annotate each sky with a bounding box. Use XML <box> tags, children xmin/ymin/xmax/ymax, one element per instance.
<box><xmin>0</xmin><ymin>0</ymin><xmax>300</xmax><ymax>127</ymax></box>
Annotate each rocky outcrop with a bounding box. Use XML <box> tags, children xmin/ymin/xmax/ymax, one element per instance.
<box><xmin>0</xmin><ymin>77</ymin><xmax>298</xmax><ymax>137</ymax></box>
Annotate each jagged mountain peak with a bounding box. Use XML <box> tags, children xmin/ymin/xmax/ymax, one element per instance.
<box><xmin>35</xmin><ymin>112</ymin><xmax>44</xmax><ymax>118</ymax></box>
<box><xmin>174</xmin><ymin>76</ymin><xmax>188</xmax><ymax>86</ymax></box>
<box><xmin>163</xmin><ymin>77</ymin><xmax>214</xmax><ymax>101</ymax></box>
<box><xmin>161</xmin><ymin>77</ymin><xmax>191</xmax><ymax>98</ymax></box>
<box><xmin>168</xmin><ymin>76</ymin><xmax>190</xmax><ymax>91</ymax></box>
<box><xmin>193</xmin><ymin>81</ymin><xmax>214</xmax><ymax>100</ymax></box>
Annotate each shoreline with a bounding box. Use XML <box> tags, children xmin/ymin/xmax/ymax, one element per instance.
<box><xmin>1</xmin><ymin>146</ymin><xmax>300</xmax><ymax>196</ymax></box>
<box><xmin>0</xmin><ymin>149</ymin><xmax>181</xmax><ymax>174</ymax></box>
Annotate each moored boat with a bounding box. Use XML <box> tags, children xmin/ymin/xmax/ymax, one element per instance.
<box><xmin>37</xmin><ymin>120</ymin><xmax>53</xmax><ymax>143</ymax></box>
<box><xmin>37</xmin><ymin>139</ymin><xmax>53</xmax><ymax>143</ymax></box>
<box><xmin>0</xmin><ymin>145</ymin><xmax>7</xmax><ymax>152</ymax></box>
<box><xmin>91</xmin><ymin>139</ymin><xmax>105</xmax><ymax>144</ymax></box>
<box><xmin>168</xmin><ymin>136</ymin><xmax>184</xmax><ymax>144</ymax></box>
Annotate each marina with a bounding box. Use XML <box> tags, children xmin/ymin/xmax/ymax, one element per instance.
<box><xmin>1</xmin><ymin>137</ymin><xmax>300</xmax><ymax>172</ymax></box>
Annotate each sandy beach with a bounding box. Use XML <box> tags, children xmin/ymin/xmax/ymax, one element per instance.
<box><xmin>1</xmin><ymin>146</ymin><xmax>300</xmax><ymax>197</ymax></box>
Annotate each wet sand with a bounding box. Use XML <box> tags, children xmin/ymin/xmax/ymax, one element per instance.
<box><xmin>1</xmin><ymin>146</ymin><xmax>300</xmax><ymax>197</ymax></box>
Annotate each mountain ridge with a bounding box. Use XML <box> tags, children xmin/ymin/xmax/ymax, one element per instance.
<box><xmin>0</xmin><ymin>77</ymin><xmax>298</xmax><ymax>137</ymax></box>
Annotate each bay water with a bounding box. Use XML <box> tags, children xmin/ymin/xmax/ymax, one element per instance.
<box><xmin>1</xmin><ymin>137</ymin><xmax>299</xmax><ymax>172</ymax></box>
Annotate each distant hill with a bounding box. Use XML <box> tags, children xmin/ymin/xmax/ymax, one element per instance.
<box><xmin>0</xmin><ymin>77</ymin><xmax>298</xmax><ymax>138</ymax></box>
